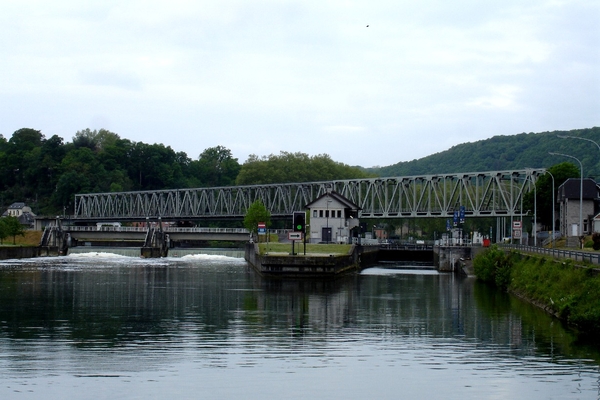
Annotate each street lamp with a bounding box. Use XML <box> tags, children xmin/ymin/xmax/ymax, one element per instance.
<box><xmin>544</xmin><ymin>170</ymin><xmax>556</xmax><ymax>248</ymax></box>
<box><xmin>549</xmin><ymin>152</ymin><xmax>583</xmax><ymax>237</ymax></box>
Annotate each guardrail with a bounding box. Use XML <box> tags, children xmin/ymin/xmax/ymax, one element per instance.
<box><xmin>503</xmin><ymin>244</ymin><xmax>600</xmax><ymax>265</ymax></box>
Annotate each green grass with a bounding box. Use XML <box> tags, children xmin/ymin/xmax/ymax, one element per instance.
<box><xmin>258</xmin><ymin>243</ymin><xmax>352</xmax><ymax>255</ymax></box>
<box><xmin>0</xmin><ymin>231</ymin><xmax>42</xmax><ymax>246</ymax></box>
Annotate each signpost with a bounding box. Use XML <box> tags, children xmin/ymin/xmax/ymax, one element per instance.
<box><xmin>513</xmin><ymin>220</ymin><xmax>522</xmax><ymax>243</ymax></box>
<box><xmin>258</xmin><ymin>222</ymin><xmax>266</xmax><ymax>235</ymax></box>
<box><xmin>291</xmin><ymin>212</ymin><xmax>306</xmax><ymax>255</ymax></box>
<box><xmin>288</xmin><ymin>232</ymin><xmax>303</xmax><ymax>240</ymax></box>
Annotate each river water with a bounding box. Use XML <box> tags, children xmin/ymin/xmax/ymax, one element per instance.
<box><xmin>0</xmin><ymin>251</ymin><xmax>598</xmax><ymax>400</ymax></box>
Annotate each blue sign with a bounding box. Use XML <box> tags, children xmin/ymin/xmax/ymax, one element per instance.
<box><xmin>459</xmin><ymin>206</ymin><xmax>465</xmax><ymax>224</ymax></box>
<box><xmin>453</xmin><ymin>211</ymin><xmax>458</xmax><ymax>227</ymax></box>
<box><xmin>446</xmin><ymin>219</ymin><xmax>451</xmax><ymax>231</ymax></box>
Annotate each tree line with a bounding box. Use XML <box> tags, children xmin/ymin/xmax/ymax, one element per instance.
<box><xmin>0</xmin><ymin>128</ymin><xmax>372</xmax><ymax>216</ymax></box>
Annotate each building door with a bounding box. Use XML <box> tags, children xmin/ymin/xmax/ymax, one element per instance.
<box><xmin>571</xmin><ymin>224</ymin><xmax>578</xmax><ymax>236</ymax></box>
<box><xmin>322</xmin><ymin>227</ymin><xmax>332</xmax><ymax>243</ymax></box>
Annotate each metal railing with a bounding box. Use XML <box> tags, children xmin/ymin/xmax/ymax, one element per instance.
<box><xmin>503</xmin><ymin>244</ymin><xmax>600</xmax><ymax>265</ymax></box>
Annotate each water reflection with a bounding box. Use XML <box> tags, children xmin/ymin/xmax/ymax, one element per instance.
<box><xmin>0</xmin><ymin>255</ymin><xmax>598</xmax><ymax>399</ymax></box>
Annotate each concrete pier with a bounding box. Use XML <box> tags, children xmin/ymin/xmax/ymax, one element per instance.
<box><xmin>245</xmin><ymin>243</ymin><xmax>378</xmax><ymax>278</ymax></box>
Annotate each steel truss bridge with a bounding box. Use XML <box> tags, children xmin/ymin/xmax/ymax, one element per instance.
<box><xmin>73</xmin><ymin>168</ymin><xmax>545</xmax><ymax>221</ymax></box>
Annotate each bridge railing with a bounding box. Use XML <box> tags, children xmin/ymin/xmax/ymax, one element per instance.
<box><xmin>67</xmin><ymin>226</ymin><xmax>147</xmax><ymax>232</ymax></box>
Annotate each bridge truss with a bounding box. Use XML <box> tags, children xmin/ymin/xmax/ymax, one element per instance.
<box><xmin>73</xmin><ymin>168</ymin><xmax>545</xmax><ymax>221</ymax></box>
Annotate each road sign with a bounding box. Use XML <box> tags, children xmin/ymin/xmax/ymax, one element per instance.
<box><xmin>513</xmin><ymin>221</ymin><xmax>522</xmax><ymax>229</ymax></box>
<box><xmin>513</xmin><ymin>228</ymin><xmax>522</xmax><ymax>239</ymax></box>
<box><xmin>288</xmin><ymin>232</ymin><xmax>303</xmax><ymax>240</ymax></box>
<box><xmin>258</xmin><ymin>222</ymin><xmax>266</xmax><ymax>235</ymax></box>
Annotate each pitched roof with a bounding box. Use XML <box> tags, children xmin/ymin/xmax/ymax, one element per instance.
<box><xmin>304</xmin><ymin>190</ymin><xmax>361</xmax><ymax>210</ymax></box>
<box><xmin>558</xmin><ymin>178</ymin><xmax>598</xmax><ymax>200</ymax></box>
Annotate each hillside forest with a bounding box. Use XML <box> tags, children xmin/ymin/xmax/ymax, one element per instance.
<box><xmin>369</xmin><ymin>127</ymin><xmax>600</xmax><ymax>179</ymax></box>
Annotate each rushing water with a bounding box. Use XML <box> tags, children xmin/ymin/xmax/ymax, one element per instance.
<box><xmin>0</xmin><ymin>250</ymin><xmax>598</xmax><ymax>400</ymax></box>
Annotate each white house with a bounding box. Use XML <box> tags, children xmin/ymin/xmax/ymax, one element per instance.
<box><xmin>304</xmin><ymin>190</ymin><xmax>360</xmax><ymax>244</ymax></box>
<box><xmin>2</xmin><ymin>202</ymin><xmax>36</xmax><ymax>228</ymax></box>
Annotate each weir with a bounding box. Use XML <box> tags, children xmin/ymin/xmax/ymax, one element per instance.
<box><xmin>40</xmin><ymin>219</ymin><xmax>479</xmax><ymax>270</ymax></box>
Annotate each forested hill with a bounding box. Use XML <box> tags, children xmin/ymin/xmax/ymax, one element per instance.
<box><xmin>368</xmin><ymin>127</ymin><xmax>600</xmax><ymax>179</ymax></box>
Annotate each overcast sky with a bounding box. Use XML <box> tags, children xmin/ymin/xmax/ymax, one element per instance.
<box><xmin>1</xmin><ymin>1</ymin><xmax>598</xmax><ymax>168</ymax></box>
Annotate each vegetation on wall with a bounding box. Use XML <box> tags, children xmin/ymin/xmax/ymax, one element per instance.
<box><xmin>473</xmin><ymin>246</ymin><xmax>600</xmax><ymax>335</ymax></box>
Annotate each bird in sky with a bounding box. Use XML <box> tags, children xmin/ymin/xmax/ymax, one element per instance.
<box><xmin>366</xmin><ymin>25</ymin><xmax>369</xmax><ymax>27</ymax></box>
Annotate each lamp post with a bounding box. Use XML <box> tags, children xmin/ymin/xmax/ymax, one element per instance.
<box><xmin>544</xmin><ymin>170</ymin><xmax>556</xmax><ymax>248</ymax></box>
<box><xmin>549</xmin><ymin>152</ymin><xmax>583</xmax><ymax>237</ymax></box>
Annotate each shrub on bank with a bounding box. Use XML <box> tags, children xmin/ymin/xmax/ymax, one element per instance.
<box><xmin>473</xmin><ymin>247</ymin><xmax>600</xmax><ymax>334</ymax></box>
<box><xmin>472</xmin><ymin>245</ymin><xmax>514</xmax><ymax>289</ymax></box>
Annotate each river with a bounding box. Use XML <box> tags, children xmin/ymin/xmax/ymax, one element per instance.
<box><xmin>0</xmin><ymin>250</ymin><xmax>598</xmax><ymax>399</ymax></box>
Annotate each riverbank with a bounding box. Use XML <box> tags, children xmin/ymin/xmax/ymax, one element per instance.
<box><xmin>473</xmin><ymin>246</ymin><xmax>600</xmax><ymax>335</ymax></box>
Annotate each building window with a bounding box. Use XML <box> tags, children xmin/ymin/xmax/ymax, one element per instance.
<box><xmin>319</xmin><ymin>210</ymin><xmax>323</xmax><ymax>218</ymax></box>
<box><xmin>337</xmin><ymin>210</ymin><xmax>342</xmax><ymax>218</ymax></box>
<box><xmin>313</xmin><ymin>210</ymin><xmax>317</xmax><ymax>218</ymax></box>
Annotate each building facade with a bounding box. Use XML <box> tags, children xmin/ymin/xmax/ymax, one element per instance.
<box><xmin>557</xmin><ymin>178</ymin><xmax>598</xmax><ymax>237</ymax></box>
<box><xmin>305</xmin><ymin>191</ymin><xmax>360</xmax><ymax>244</ymax></box>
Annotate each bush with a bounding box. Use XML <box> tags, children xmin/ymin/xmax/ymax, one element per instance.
<box><xmin>473</xmin><ymin>245</ymin><xmax>514</xmax><ymax>289</ymax></box>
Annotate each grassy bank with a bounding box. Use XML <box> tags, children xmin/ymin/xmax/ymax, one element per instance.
<box><xmin>473</xmin><ymin>245</ymin><xmax>600</xmax><ymax>334</ymax></box>
<box><xmin>257</xmin><ymin>243</ymin><xmax>351</xmax><ymax>256</ymax></box>
<box><xmin>0</xmin><ymin>230</ymin><xmax>42</xmax><ymax>247</ymax></box>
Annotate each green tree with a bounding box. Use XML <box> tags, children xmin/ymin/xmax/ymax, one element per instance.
<box><xmin>243</xmin><ymin>200</ymin><xmax>271</xmax><ymax>236</ymax></box>
<box><xmin>0</xmin><ymin>218</ymin><xmax>8</xmax><ymax>245</ymax></box>
<box><xmin>236</xmin><ymin>151</ymin><xmax>372</xmax><ymax>185</ymax></box>
<box><xmin>192</xmin><ymin>145</ymin><xmax>240</xmax><ymax>187</ymax></box>
<box><xmin>2</xmin><ymin>216</ymin><xmax>25</xmax><ymax>245</ymax></box>
<box><xmin>126</xmin><ymin>142</ymin><xmax>186</xmax><ymax>190</ymax></box>
<box><xmin>51</xmin><ymin>171</ymin><xmax>91</xmax><ymax>212</ymax></box>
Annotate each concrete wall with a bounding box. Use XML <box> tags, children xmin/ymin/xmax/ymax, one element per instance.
<box><xmin>434</xmin><ymin>246</ymin><xmax>472</xmax><ymax>272</ymax></box>
<box><xmin>0</xmin><ymin>246</ymin><xmax>41</xmax><ymax>260</ymax></box>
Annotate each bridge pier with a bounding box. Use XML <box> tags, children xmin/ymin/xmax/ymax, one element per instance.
<box><xmin>142</xmin><ymin>227</ymin><xmax>169</xmax><ymax>258</ymax></box>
